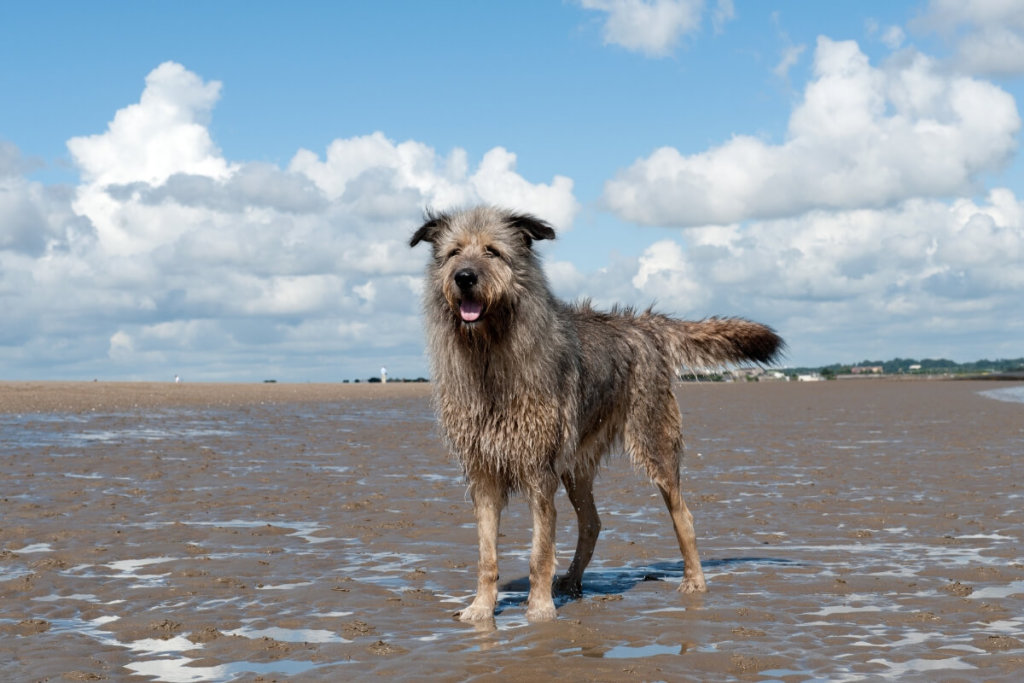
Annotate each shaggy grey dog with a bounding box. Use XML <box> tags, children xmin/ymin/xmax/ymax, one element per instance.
<box><xmin>410</xmin><ymin>206</ymin><xmax>782</xmax><ymax>622</ymax></box>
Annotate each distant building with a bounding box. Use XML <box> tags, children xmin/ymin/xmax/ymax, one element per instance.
<box><xmin>851</xmin><ymin>365</ymin><xmax>884</xmax><ymax>375</ymax></box>
<box><xmin>729</xmin><ymin>367</ymin><xmax>762</xmax><ymax>381</ymax></box>
<box><xmin>721</xmin><ymin>368</ymin><xmax>789</xmax><ymax>382</ymax></box>
<box><xmin>761</xmin><ymin>370</ymin><xmax>788</xmax><ymax>381</ymax></box>
<box><xmin>797</xmin><ymin>373</ymin><xmax>823</xmax><ymax>382</ymax></box>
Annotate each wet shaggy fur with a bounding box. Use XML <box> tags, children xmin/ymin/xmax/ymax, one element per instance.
<box><xmin>410</xmin><ymin>206</ymin><xmax>783</xmax><ymax>622</ymax></box>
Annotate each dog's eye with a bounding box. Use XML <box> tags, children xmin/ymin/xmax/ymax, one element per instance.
<box><xmin>447</xmin><ymin>248</ymin><xmax>461</xmax><ymax>259</ymax></box>
<box><xmin>485</xmin><ymin>246</ymin><xmax>501</xmax><ymax>259</ymax></box>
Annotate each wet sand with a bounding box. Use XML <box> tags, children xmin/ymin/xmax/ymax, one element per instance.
<box><xmin>1</xmin><ymin>379</ymin><xmax>1023</xmax><ymax>681</ymax></box>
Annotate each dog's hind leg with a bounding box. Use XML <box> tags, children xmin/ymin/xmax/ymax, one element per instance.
<box><xmin>524</xmin><ymin>471</ymin><xmax>560</xmax><ymax>621</ymax></box>
<box><xmin>628</xmin><ymin>390</ymin><xmax>708</xmax><ymax>594</ymax></box>
<box><xmin>555</xmin><ymin>468</ymin><xmax>601</xmax><ymax>598</ymax></box>
<box><xmin>456</xmin><ymin>477</ymin><xmax>505</xmax><ymax>622</ymax></box>
<box><xmin>656</xmin><ymin>475</ymin><xmax>708</xmax><ymax>593</ymax></box>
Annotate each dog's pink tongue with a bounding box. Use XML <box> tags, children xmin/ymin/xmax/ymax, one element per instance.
<box><xmin>460</xmin><ymin>300</ymin><xmax>482</xmax><ymax>322</ymax></box>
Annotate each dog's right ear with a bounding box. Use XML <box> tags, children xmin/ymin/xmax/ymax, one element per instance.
<box><xmin>410</xmin><ymin>211</ymin><xmax>449</xmax><ymax>247</ymax></box>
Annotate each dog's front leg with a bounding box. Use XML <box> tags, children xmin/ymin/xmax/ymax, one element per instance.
<box><xmin>525</xmin><ymin>473</ymin><xmax>559</xmax><ymax>621</ymax></box>
<box><xmin>456</xmin><ymin>479</ymin><xmax>504</xmax><ymax>622</ymax></box>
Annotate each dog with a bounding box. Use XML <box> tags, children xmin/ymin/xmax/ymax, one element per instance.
<box><xmin>410</xmin><ymin>206</ymin><xmax>783</xmax><ymax>622</ymax></box>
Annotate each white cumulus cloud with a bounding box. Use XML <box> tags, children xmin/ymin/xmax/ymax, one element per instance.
<box><xmin>289</xmin><ymin>137</ymin><xmax>578</xmax><ymax>230</ymax></box>
<box><xmin>579</xmin><ymin>0</ymin><xmax>734</xmax><ymax>57</ymax></box>
<box><xmin>68</xmin><ymin>61</ymin><xmax>232</xmax><ymax>187</ymax></box>
<box><xmin>602</xmin><ymin>37</ymin><xmax>1020</xmax><ymax>226</ymax></box>
<box><xmin>553</xmin><ymin>189</ymin><xmax>1024</xmax><ymax>365</ymax></box>
<box><xmin>915</xmin><ymin>0</ymin><xmax>1024</xmax><ymax>76</ymax></box>
<box><xmin>0</xmin><ymin>62</ymin><xmax>579</xmax><ymax>380</ymax></box>
<box><xmin>773</xmin><ymin>43</ymin><xmax>806</xmax><ymax>80</ymax></box>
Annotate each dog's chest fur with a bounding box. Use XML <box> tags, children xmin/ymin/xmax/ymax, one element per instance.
<box><xmin>432</xmin><ymin>327</ymin><xmax>581</xmax><ymax>484</ymax></box>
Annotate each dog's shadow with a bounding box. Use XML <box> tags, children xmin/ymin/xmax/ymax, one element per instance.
<box><xmin>495</xmin><ymin>557</ymin><xmax>795</xmax><ymax>613</ymax></box>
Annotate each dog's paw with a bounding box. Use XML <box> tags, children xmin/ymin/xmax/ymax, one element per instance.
<box><xmin>677</xmin><ymin>576</ymin><xmax>708</xmax><ymax>594</ymax></box>
<box><xmin>454</xmin><ymin>604</ymin><xmax>495</xmax><ymax>622</ymax></box>
<box><xmin>525</xmin><ymin>601</ymin><xmax>557</xmax><ymax>622</ymax></box>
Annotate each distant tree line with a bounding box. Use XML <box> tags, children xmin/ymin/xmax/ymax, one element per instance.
<box><xmin>791</xmin><ymin>357</ymin><xmax>1024</xmax><ymax>377</ymax></box>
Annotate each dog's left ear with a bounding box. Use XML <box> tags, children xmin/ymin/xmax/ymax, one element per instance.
<box><xmin>508</xmin><ymin>213</ymin><xmax>556</xmax><ymax>247</ymax></box>
<box><xmin>410</xmin><ymin>211</ymin><xmax>449</xmax><ymax>247</ymax></box>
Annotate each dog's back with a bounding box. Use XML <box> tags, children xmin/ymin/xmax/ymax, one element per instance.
<box><xmin>565</xmin><ymin>302</ymin><xmax>782</xmax><ymax>473</ymax></box>
<box><xmin>569</xmin><ymin>300</ymin><xmax>781</xmax><ymax>374</ymax></box>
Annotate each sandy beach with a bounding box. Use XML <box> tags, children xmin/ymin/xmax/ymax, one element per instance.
<box><xmin>0</xmin><ymin>380</ymin><xmax>429</xmax><ymax>415</ymax></box>
<box><xmin>2</xmin><ymin>379</ymin><xmax>1023</xmax><ymax>681</ymax></box>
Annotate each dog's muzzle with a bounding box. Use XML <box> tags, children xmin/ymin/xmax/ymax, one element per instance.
<box><xmin>454</xmin><ymin>269</ymin><xmax>482</xmax><ymax>322</ymax></box>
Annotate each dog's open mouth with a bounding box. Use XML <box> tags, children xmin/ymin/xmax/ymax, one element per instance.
<box><xmin>459</xmin><ymin>299</ymin><xmax>483</xmax><ymax>323</ymax></box>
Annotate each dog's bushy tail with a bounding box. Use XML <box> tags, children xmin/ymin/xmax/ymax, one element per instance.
<box><xmin>661</xmin><ymin>317</ymin><xmax>784</xmax><ymax>372</ymax></box>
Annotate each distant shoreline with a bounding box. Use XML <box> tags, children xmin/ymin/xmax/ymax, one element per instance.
<box><xmin>954</xmin><ymin>371</ymin><xmax>1024</xmax><ymax>381</ymax></box>
<box><xmin>0</xmin><ymin>380</ymin><xmax>432</xmax><ymax>415</ymax></box>
<box><xmin>4</xmin><ymin>375</ymin><xmax>1024</xmax><ymax>415</ymax></box>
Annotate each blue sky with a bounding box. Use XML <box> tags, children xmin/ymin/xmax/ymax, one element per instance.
<box><xmin>2</xmin><ymin>1</ymin><xmax>1024</xmax><ymax>381</ymax></box>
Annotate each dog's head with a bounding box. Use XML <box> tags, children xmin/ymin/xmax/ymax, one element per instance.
<box><xmin>410</xmin><ymin>206</ymin><xmax>555</xmax><ymax>339</ymax></box>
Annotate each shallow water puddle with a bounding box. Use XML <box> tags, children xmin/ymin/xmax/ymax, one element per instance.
<box><xmin>968</xmin><ymin>580</ymin><xmax>1024</xmax><ymax>599</ymax></box>
<box><xmin>40</xmin><ymin>614</ymin><xmax>123</xmax><ymax>648</ymax></box>
<box><xmin>101</xmin><ymin>556</ymin><xmax>178</xmax><ymax>588</ymax></box>
<box><xmin>867</xmin><ymin>656</ymin><xmax>978</xmax><ymax>676</ymax></box>
<box><xmin>33</xmin><ymin>592</ymin><xmax>101</xmax><ymax>603</ymax></box>
<box><xmin>193</xmin><ymin>519</ymin><xmax>336</xmax><ymax>545</ymax></box>
<box><xmin>603</xmin><ymin>642</ymin><xmax>682</xmax><ymax>658</ymax></box>
<box><xmin>979</xmin><ymin>385</ymin><xmax>1024</xmax><ymax>404</ymax></box>
<box><xmin>21</xmin><ymin>609</ymin><xmax>336</xmax><ymax>682</ymax></box>
<box><xmin>14</xmin><ymin>542</ymin><xmax>54</xmax><ymax>554</ymax></box>
<box><xmin>255</xmin><ymin>581</ymin><xmax>314</xmax><ymax>591</ymax></box>
<box><xmin>223</xmin><ymin>623</ymin><xmax>350</xmax><ymax>643</ymax></box>
<box><xmin>125</xmin><ymin>656</ymin><xmax>326</xmax><ymax>682</ymax></box>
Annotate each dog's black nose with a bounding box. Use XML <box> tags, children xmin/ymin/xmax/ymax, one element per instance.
<box><xmin>454</xmin><ymin>269</ymin><xmax>478</xmax><ymax>291</ymax></box>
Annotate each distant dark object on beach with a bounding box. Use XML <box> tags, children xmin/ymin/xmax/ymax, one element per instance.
<box><xmin>956</xmin><ymin>371</ymin><xmax>1024</xmax><ymax>381</ymax></box>
<box><xmin>363</xmin><ymin>376</ymin><xmax>429</xmax><ymax>384</ymax></box>
<box><xmin>263</xmin><ymin>379</ymin><xmax>277</xmax><ymax>383</ymax></box>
